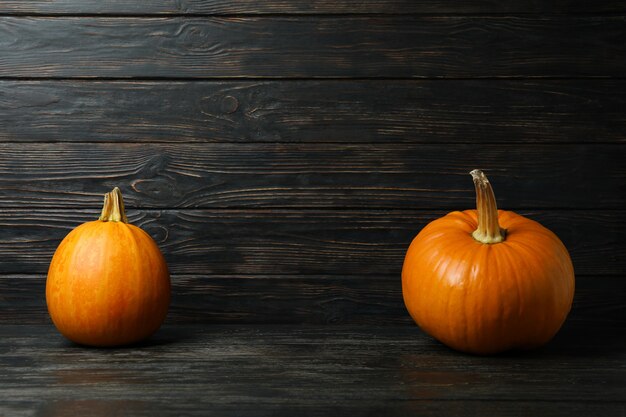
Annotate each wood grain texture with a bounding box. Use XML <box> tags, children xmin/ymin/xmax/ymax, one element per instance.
<box><xmin>5</xmin><ymin>400</ymin><xmax>624</xmax><ymax>417</ymax></box>
<box><xmin>0</xmin><ymin>323</ymin><xmax>624</xmax><ymax>417</ymax></box>
<box><xmin>0</xmin><ymin>0</ymin><xmax>624</xmax><ymax>15</ymax></box>
<box><xmin>0</xmin><ymin>209</ymin><xmax>622</xmax><ymax>276</ymax></box>
<box><xmin>0</xmin><ymin>16</ymin><xmax>624</xmax><ymax>78</ymax></box>
<box><xmin>0</xmin><ymin>143</ymin><xmax>623</xmax><ymax>209</ymax></box>
<box><xmin>2</xmin><ymin>80</ymin><xmax>625</xmax><ymax>144</ymax></box>
<box><xmin>1</xmin><ymin>274</ymin><xmax>622</xmax><ymax>325</ymax></box>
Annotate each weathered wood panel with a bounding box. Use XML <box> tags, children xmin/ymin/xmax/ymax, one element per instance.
<box><xmin>0</xmin><ymin>143</ymin><xmax>623</xmax><ymax>209</ymax></box>
<box><xmin>0</xmin><ymin>209</ymin><xmax>622</xmax><ymax>276</ymax></box>
<box><xmin>0</xmin><ymin>16</ymin><xmax>624</xmax><ymax>78</ymax></box>
<box><xmin>3</xmin><ymin>399</ymin><xmax>624</xmax><ymax>417</ymax></box>
<box><xmin>0</xmin><ymin>323</ymin><xmax>624</xmax><ymax>417</ymax></box>
<box><xmin>1</xmin><ymin>274</ymin><xmax>622</xmax><ymax>325</ymax></box>
<box><xmin>0</xmin><ymin>1</ymin><xmax>624</xmax><ymax>15</ymax></box>
<box><xmin>2</xmin><ymin>80</ymin><xmax>625</xmax><ymax>144</ymax></box>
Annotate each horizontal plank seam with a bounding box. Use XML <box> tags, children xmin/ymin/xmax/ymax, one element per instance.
<box><xmin>0</xmin><ymin>273</ymin><xmax>620</xmax><ymax>279</ymax></box>
<box><xmin>0</xmin><ymin>76</ymin><xmax>625</xmax><ymax>82</ymax></box>
<box><xmin>1</xmin><ymin>12</ymin><xmax>626</xmax><ymax>18</ymax></box>
<box><xmin>0</xmin><ymin>207</ymin><xmax>624</xmax><ymax>212</ymax></box>
<box><xmin>317</xmin><ymin>398</ymin><xmax>626</xmax><ymax>404</ymax></box>
<box><xmin>1</xmin><ymin>324</ymin><xmax>625</xmax><ymax>335</ymax></box>
<box><xmin>178</xmin><ymin>398</ymin><xmax>626</xmax><ymax>404</ymax></box>
<box><xmin>0</xmin><ymin>141</ymin><xmax>624</xmax><ymax>146</ymax></box>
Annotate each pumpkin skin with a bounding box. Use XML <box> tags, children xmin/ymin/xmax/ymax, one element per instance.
<box><xmin>46</xmin><ymin>188</ymin><xmax>170</xmax><ymax>347</ymax></box>
<box><xmin>402</xmin><ymin>171</ymin><xmax>575</xmax><ymax>355</ymax></box>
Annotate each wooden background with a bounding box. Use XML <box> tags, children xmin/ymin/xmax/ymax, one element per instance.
<box><xmin>0</xmin><ymin>1</ymin><xmax>624</xmax><ymax>327</ymax></box>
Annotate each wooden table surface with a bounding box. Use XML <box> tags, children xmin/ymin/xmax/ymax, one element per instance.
<box><xmin>1</xmin><ymin>321</ymin><xmax>624</xmax><ymax>417</ymax></box>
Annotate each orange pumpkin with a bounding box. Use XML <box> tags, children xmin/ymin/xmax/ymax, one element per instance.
<box><xmin>46</xmin><ymin>188</ymin><xmax>170</xmax><ymax>347</ymax></box>
<box><xmin>402</xmin><ymin>170</ymin><xmax>575</xmax><ymax>355</ymax></box>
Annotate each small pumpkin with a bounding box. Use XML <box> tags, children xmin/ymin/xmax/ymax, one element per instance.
<box><xmin>46</xmin><ymin>188</ymin><xmax>170</xmax><ymax>347</ymax></box>
<box><xmin>402</xmin><ymin>170</ymin><xmax>575</xmax><ymax>355</ymax></box>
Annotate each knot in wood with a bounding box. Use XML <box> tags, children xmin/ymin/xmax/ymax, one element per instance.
<box><xmin>221</xmin><ymin>96</ymin><xmax>239</xmax><ymax>114</ymax></box>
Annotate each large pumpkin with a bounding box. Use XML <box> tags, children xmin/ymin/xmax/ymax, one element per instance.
<box><xmin>402</xmin><ymin>170</ymin><xmax>575</xmax><ymax>355</ymax></box>
<box><xmin>46</xmin><ymin>188</ymin><xmax>170</xmax><ymax>347</ymax></box>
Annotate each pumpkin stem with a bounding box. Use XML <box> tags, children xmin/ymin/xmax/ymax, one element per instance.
<box><xmin>98</xmin><ymin>187</ymin><xmax>128</xmax><ymax>223</ymax></box>
<box><xmin>470</xmin><ymin>170</ymin><xmax>505</xmax><ymax>244</ymax></box>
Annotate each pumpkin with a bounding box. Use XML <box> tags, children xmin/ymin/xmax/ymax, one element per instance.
<box><xmin>402</xmin><ymin>170</ymin><xmax>575</xmax><ymax>355</ymax></box>
<box><xmin>46</xmin><ymin>188</ymin><xmax>170</xmax><ymax>347</ymax></box>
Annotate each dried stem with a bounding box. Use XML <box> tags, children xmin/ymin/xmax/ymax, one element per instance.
<box><xmin>470</xmin><ymin>170</ymin><xmax>505</xmax><ymax>244</ymax></box>
<box><xmin>98</xmin><ymin>187</ymin><xmax>128</xmax><ymax>223</ymax></box>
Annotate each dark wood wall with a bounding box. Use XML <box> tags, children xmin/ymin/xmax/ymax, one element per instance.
<box><xmin>0</xmin><ymin>1</ymin><xmax>624</xmax><ymax>326</ymax></box>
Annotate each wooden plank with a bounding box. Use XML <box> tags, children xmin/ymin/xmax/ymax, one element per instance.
<box><xmin>0</xmin><ymin>143</ymin><xmax>623</xmax><ymax>209</ymax></box>
<box><xmin>1</xmin><ymin>274</ymin><xmax>622</xmax><ymax>325</ymax></box>
<box><xmin>0</xmin><ymin>16</ymin><xmax>624</xmax><ymax>78</ymax></box>
<box><xmin>2</xmin><ymin>80</ymin><xmax>625</xmax><ymax>144</ymax></box>
<box><xmin>2</xmin><ymin>399</ymin><xmax>624</xmax><ymax>417</ymax></box>
<box><xmin>0</xmin><ymin>209</ymin><xmax>622</xmax><ymax>276</ymax></box>
<box><xmin>0</xmin><ymin>1</ymin><xmax>624</xmax><ymax>15</ymax></box>
<box><xmin>0</xmin><ymin>323</ymin><xmax>623</xmax><ymax>416</ymax></box>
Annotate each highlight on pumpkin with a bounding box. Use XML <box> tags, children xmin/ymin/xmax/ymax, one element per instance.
<box><xmin>401</xmin><ymin>170</ymin><xmax>575</xmax><ymax>355</ymax></box>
